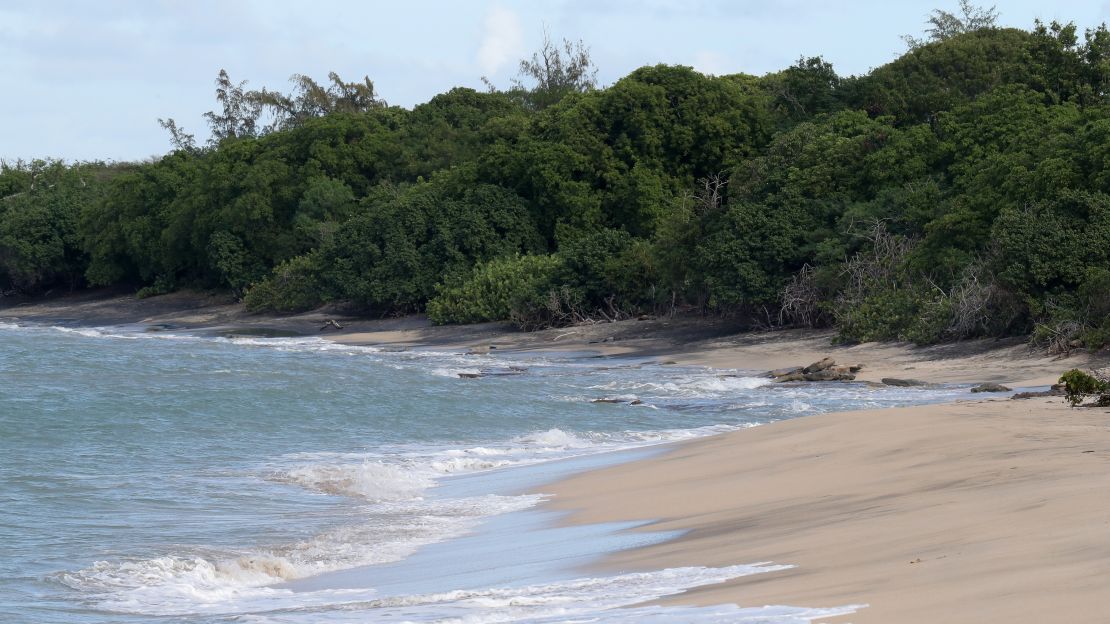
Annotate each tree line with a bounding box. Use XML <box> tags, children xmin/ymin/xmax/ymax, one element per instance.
<box><xmin>2</xmin><ymin>7</ymin><xmax>1109</xmax><ymax>350</ymax></box>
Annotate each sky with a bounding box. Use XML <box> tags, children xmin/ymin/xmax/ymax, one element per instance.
<box><xmin>3</xmin><ymin>0</ymin><xmax>1110</xmax><ymax>162</ymax></box>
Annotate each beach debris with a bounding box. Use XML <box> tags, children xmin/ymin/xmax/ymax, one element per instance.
<box><xmin>319</xmin><ymin>319</ymin><xmax>343</xmax><ymax>331</ymax></box>
<box><xmin>970</xmin><ymin>383</ymin><xmax>1011</xmax><ymax>393</ymax></box>
<box><xmin>881</xmin><ymin>377</ymin><xmax>930</xmax><ymax>387</ymax></box>
<box><xmin>466</xmin><ymin>345</ymin><xmax>497</xmax><ymax>355</ymax></box>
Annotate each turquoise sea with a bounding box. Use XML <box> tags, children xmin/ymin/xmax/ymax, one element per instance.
<box><xmin>0</xmin><ymin>321</ymin><xmax>973</xmax><ymax>622</ymax></box>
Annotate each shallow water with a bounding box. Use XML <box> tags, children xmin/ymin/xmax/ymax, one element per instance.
<box><xmin>0</xmin><ymin>321</ymin><xmax>971</xmax><ymax>622</ymax></box>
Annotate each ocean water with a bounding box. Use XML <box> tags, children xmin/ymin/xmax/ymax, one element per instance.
<box><xmin>0</xmin><ymin>321</ymin><xmax>972</xmax><ymax>623</ymax></box>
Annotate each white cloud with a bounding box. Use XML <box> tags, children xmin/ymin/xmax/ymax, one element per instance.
<box><xmin>477</xmin><ymin>6</ymin><xmax>524</xmax><ymax>76</ymax></box>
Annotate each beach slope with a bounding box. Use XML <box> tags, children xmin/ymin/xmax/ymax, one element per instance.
<box><xmin>546</xmin><ymin>397</ymin><xmax>1110</xmax><ymax>623</ymax></box>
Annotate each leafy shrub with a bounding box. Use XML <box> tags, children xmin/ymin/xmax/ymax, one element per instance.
<box><xmin>1058</xmin><ymin>369</ymin><xmax>1110</xmax><ymax>407</ymax></box>
<box><xmin>427</xmin><ymin>254</ymin><xmax>563</xmax><ymax>324</ymax></box>
<box><xmin>243</xmin><ymin>254</ymin><xmax>327</xmax><ymax>313</ymax></box>
<box><xmin>135</xmin><ymin>275</ymin><xmax>175</xmax><ymax>299</ymax></box>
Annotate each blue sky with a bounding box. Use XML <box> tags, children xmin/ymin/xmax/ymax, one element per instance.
<box><xmin>2</xmin><ymin>0</ymin><xmax>1108</xmax><ymax>162</ymax></box>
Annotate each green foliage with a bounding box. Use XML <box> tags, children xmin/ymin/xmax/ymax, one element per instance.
<box><xmin>1059</xmin><ymin>369</ymin><xmax>1110</xmax><ymax>407</ymax></box>
<box><xmin>427</xmin><ymin>254</ymin><xmax>563</xmax><ymax>324</ymax></box>
<box><xmin>243</xmin><ymin>253</ymin><xmax>327</xmax><ymax>313</ymax></box>
<box><xmin>11</xmin><ymin>21</ymin><xmax>1110</xmax><ymax>346</ymax></box>
<box><xmin>0</xmin><ymin>160</ymin><xmax>113</xmax><ymax>294</ymax></box>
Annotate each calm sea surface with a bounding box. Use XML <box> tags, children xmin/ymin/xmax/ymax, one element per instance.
<box><xmin>0</xmin><ymin>322</ymin><xmax>971</xmax><ymax>622</ymax></box>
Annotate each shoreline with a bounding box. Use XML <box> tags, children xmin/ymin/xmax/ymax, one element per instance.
<box><xmin>1</xmin><ymin>289</ymin><xmax>1095</xmax><ymax>385</ymax></box>
<box><xmin>6</xmin><ymin>290</ymin><xmax>1110</xmax><ymax>622</ymax></box>
<box><xmin>542</xmin><ymin>396</ymin><xmax>1110</xmax><ymax>623</ymax></box>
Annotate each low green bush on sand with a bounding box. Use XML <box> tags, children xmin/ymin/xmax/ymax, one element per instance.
<box><xmin>1058</xmin><ymin>369</ymin><xmax>1110</xmax><ymax>407</ymax></box>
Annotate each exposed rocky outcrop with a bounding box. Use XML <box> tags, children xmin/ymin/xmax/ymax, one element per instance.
<box><xmin>970</xmin><ymin>383</ymin><xmax>1011</xmax><ymax>393</ymax></box>
<box><xmin>1011</xmin><ymin>384</ymin><xmax>1067</xmax><ymax>400</ymax></box>
<box><xmin>881</xmin><ymin>378</ymin><xmax>930</xmax><ymax>387</ymax></box>
<box><xmin>768</xmin><ymin>358</ymin><xmax>862</xmax><ymax>382</ymax></box>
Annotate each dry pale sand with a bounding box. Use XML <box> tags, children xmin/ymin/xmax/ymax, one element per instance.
<box><xmin>545</xmin><ymin>396</ymin><xmax>1110</xmax><ymax>623</ymax></box>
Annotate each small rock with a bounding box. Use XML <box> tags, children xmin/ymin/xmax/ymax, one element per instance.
<box><xmin>769</xmin><ymin>366</ymin><xmax>804</xmax><ymax>379</ymax></box>
<box><xmin>458</xmin><ymin>372</ymin><xmax>482</xmax><ymax>379</ymax></box>
<box><xmin>882</xmin><ymin>378</ymin><xmax>929</xmax><ymax>387</ymax></box>
<box><xmin>1011</xmin><ymin>390</ymin><xmax>1057</xmax><ymax>400</ymax></box>
<box><xmin>629</xmin><ymin>399</ymin><xmax>644</xmax><ymax>406</ymax></box>
<box><xmin>804</xmin><ymin>370</ymin><xmax>856</xmax><ymax>382</ymax></box>
<box><xmin>591</xmin><ymin>398</ymin><xmax>623</xmax><ymax>404</ymax></box>
<box><xmin>803</xmin><ymin>357</ymin><xmax>837</xmax><ymax>374</ymax></box>
<box><xmin>774</xmin><ymin>373</ymin><xmax>807</xmax><ymax>383</ymax></box>
<box><xmin>970</xmin><ymin>383</ymin><xmax>1011</xmax><ymax>393</ymax></box>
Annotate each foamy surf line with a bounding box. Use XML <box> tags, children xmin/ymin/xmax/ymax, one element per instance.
<box><xmin>53</xmin><ymin>431</ymin><xmax>854</xmax><ymax>622</ymax></box>
<box><xmin>52</xmin><ymin>426</ymin><xmax>753</xmax><ymax>618</ymax></box>
<box><xmin>7</xmin><ymin>321</ymin><xmax>965</xmax><ymax>621</ymax></box>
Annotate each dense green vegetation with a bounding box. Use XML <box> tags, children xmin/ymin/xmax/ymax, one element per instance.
<box><xmin>3</xmin><ymin>7</ymin><xmax>1110</xmax><ymax>349</ymax></box>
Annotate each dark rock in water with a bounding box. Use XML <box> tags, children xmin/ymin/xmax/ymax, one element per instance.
<box><xmin>629</xmin><ymin>399</ymin><xmax>644</xmax><ymax>406</ymax></box>
<box><xmin>457</xmin><ymin>372</ymin><xmax>483</xmax><ymax>379</ymax></box>
<box><xmin>881</xmin><ymin>378</ymin><xmax>929</xmax><ymax>387</ymax></box>
<box><xmin>591</xmin><ymin>398</ymin><xmax>624</xmax><ymax>403</ymax></box>
<box><xmin>1011</xmin><ymin>389</ymin><xmax>1062</xmax><ymax>400</ymax></box>
<box><xmin>970</xmin><ymin>383</ymin><xmax>1011</xmax><ymax>393</ymax></box>
<box><xmin>803</xmin><ymin>357</ymin><xmax>836</xmax><ymax>374</ymax></box>
<box><xmin>768</xmin><ymin>366</ymin><xmax>804</xmax><ymax>379</ymax></box>
<box><xmin>804</xmin><ymin>370</ymin><xmax>856</xmax><ymax>382</ymax></box>
<box><xmin>773</xmin><ymin>373</ymin><xmax>807</xmax><ymax>383</ymax></box>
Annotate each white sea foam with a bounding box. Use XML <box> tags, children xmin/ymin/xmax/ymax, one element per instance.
<box><xmin>223</xmin><ymin>564</ymin><xmax>861</xmax><ymax>623</ymax></box>
<box><xmin>61</xmin><ymin>493</ymin><xmax>542</xmax><ymax>615</ymax></box>
<box><xmin>273</xmin><ymin>460</ymin><xmax>436</xmax><ymax>501</ymax></box>
<box><xmin>589</xmin><ymin>374</ymin><xmax>770</xmax><ymax>399</ymax></box>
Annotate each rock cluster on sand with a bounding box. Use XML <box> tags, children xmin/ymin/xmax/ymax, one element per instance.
<box><xmin>1011</xmin><ymin>384</ymin><xmax>1067</xmax><ymax>400</ymax></box>
<box><xmin>768</xmin><ymin>358</ymin><xmax>862</xmax><ymax>382</ymax></box>
<box><xmin>881</xmin><ymin>377</ymin><xmax>931</xmax><ymax>387</ymax></box>
<box><xmin>970</xmin><ymin>382</ymin><xmax>1011</xmax><ymax>393</ymax></box>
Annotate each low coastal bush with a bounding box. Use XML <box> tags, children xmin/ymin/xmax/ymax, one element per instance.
<box><xmin>243</xmin><ymin>254</ymin><xmax>327</xmax><ymax>313</ymax></box>
<box><xmin>427</xmin><ymin>254</ymin><xmax>564</xmax><ymax>324</ymax></box>
<box><xmin>1058</xmin><ymin>369</ymin><xmax>1110</xmax><ymax>407</ymax></box>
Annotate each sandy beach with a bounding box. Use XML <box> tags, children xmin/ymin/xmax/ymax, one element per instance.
<box><xmin>4</xmin><ymin>290</ymin><xmax>1110</xmax><ymax>622</ymax></box>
